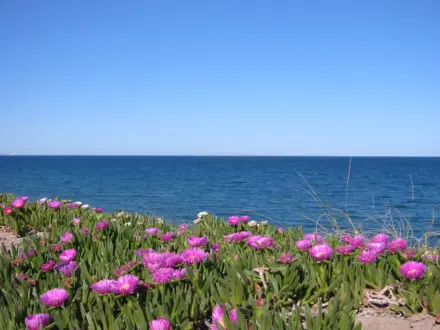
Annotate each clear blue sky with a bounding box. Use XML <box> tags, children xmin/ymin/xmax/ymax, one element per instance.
<box><xmin>1</xmin><ymin>0</ymin><xmax>439</xmax><ymax>156</ymax></box>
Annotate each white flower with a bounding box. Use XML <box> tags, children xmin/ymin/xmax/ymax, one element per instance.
<box><xmin>137</xmin><ymin>221</ymin><xmax>144</xmax><ymax>225</ymax></box>
<box><xmin>197</xmin><ymin>211</ymin><xmax>209</xmax><ymax>218</ymax></box>
<box><xmin>248</xmin><ymin>221</ymin><xmax>258</xmax><ymax>227</ymax></box>
<box><xmin>111</xmin><ymin>218</ymin><xmax>117</xmax><ymax>222</ymax></box>
<box><xmin>124</xmin><ymin>222</ymin><xmax>132</xmax><ymax>226</ymax></box>
<box><xmin>81</xmin><ymin>204</ymin><xmax>89</xmax><ymax>209</ymax></box>
<box><xmin>193</xmin><ymin>218</ymin><xmax>202</xmax><ymax>224</ymax></box>
<box><xmin>73</xmin><ymin>201</ymin><xmax>82</xmax><ymax>206</ymax></box>
<box><xmin>39</xmin><ymin>197</ymin><xmax>48</xmax><ymax>203</ymax></box>
<box><xmin>260</xmin><ymin>221</ymin><xmax>268</xmax><ymax>226</ymax></box>
<box><xmin>156</xmin><ymin>218</ymin><xmax>164</xmax><ymax>224</ymax></box>
<box><xmin>117</xmin><ymin>212</ymin><xmax>125</xmax><ymax>217</ymax></box>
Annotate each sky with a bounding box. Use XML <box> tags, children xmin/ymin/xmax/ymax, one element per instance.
<box><xmin>0</xmin><ymin>1</ymin><xmax>439</xmax><ymax>156</ymax></box>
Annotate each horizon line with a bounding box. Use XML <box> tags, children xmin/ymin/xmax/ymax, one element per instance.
<box><xmin>1</xmin><ymin>154</ymin><xmax>440</xmax><ymax>158</ymax></box>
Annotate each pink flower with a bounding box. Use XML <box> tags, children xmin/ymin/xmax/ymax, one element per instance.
<box><xmin>178</xmin><ymin>223</ymin><xmax>189</xmax><ymax>235</ymax></box>
<box><xmin>152</xmin><ymin>268</ymin><xmax>174</xmax><ymax>284</ymax></box>
<box><xmin>402</xmin><ymin>248</ymin><xmax>417</xmax><ymax>259</ymax></box>
<box><xmin>55</xmin><ymin>261</ymin><xmax>77</xmax><ymax>277</ymax></box>
<box><xmin>81</xmin><ymin>228</ymin><xmax>90</xmax><ymax>234</ymax></box>
<box><xmin>66</xmin><ymin>203</ymin><xmax>78</xmax><ymax>209</ymax></box>
<box><xmin>224</xmin><ymin>231</ymin><xmax>253</xmax><ymax>242</ymax></box>
<box><xmin>149</xmin><ymin>318</ymin><xmax>170</xmax><ymax>330</ymax></box>
<box><xmin>279</xmin><ymin>252</ymin><xmax>294</xmax><ymax>263</ymax></box>
<box><xmin>370</xmin><ymin>233</ymin><xmax>389</xmax><ymax>244</ymax></box>
<box><xmin>48</xmin><ymin>201</ymin><xmax>62</xmax><ymax>209</ymax></box>
<box><xmin>421</xmin><ymin>252</ymin><xmax>439</xmax><ymax>262</ymax></box>
<box><xmin>303</xmin><ymin>234</ymin><xmax>323</xmax><ymax>244</ymax></box>
<box><xmin>73</xmin><ymin>218</ymin><xmax>81</xmax><ymax>225</ymax></box>
<box><xmin>25</xmin><ymin>313</ymin><xmax>50</xmax><ymax>330</ymax></box>
<box><xmin>277</xmin><ymin>227</ymin><xmax>283</xmax><ymax>233</ymax></box>
<box><xmin>114</xmin><ymin>274</ymin><xmax>139</xmax><ymax>295</ymax></box>
<box><xmin>336</xmin><ymin>245</ymin><xmax>356</xmax><ymax>255</ymax></box>
<box><xmin>162</xmin><ymin>253</ymin><xmax>183</xmax><ymax>268</ymax></box>
<box><xmin>296</xmin><ymin>239</ymin><xmax>312</xmax><ymax>251</ymax></box>
<box><xmin>135</xmin><ymin>249</ymin><xmax>155</xmax><ymax>256</ymax></box>
<box><xmin>388</xmin><ymin>238</ymin><xmax>408</xmax><ymax>253</ymax></box>
<box><xmin>172</xmin><ymin>268</ymin><xmax>187</xmax><ymax>280</ymax></box>
<box><xmin>228</xmin><ymin>216</ymin><xmax>240</xmax><ymax>226</ymax></box>
<box><xmin>239</xmin><ymin>216</ymin><xmax>250</xmax><ymax>223</ymax></box>
<box><xmin>59</xmin><ymin>249</ymin><xmax>77</xmax><ymax>262</ymax></box>
<box><xmin>160</xmin><ymin>232</ymin><xmax>175</xmax><ymax>242</ymax></box>
<box><xmin>93</xmin><ymin>207</ymin><xmax>103</xmax><ymax>213</ymax></box>
<box><xmin>366</xmin><ymin>242</ymin><xmax>387</xmax><ymax>254</ymax></box>
<box><xmin>3</xmin><ymin>206</ymin><xmax>12</xmax><ymax>215</ymax></box>
<box><xmin>247</xmin><ymin>236</ymin><xmax>274</xmax><ymax>250</ymax></box>
<box><xmin>400</xmin><ymin>261</ymin><xmax>426</xmax><ymax>280</ymax></box>
<box><xmin>351</xmin><ymin>235</ymin><xmax>365</xmax><ymax>247</ymax></box>
<box><xmin>309</xmin><ymin>244</ymin><xmax>333</xmax><ymax>261</ymax></box>
<box><xmin>341</xmin><ymin>235</ymin><xmax>352</xmax><ymax>243</ymax></box>
<box><xmin>95</xmin><ymin>220</ymin><xmax>109</xmax><ymax>230</ymax></box>
<box><xmin>181</xmin><ymin>247</ymin><xmax>209</xmax><ymax>264</ymax></box>
<box><xmin>145</xmin><ymin>228</ymin><xmax>161</xmax><ymax>236</ymax></box>
<box><xmin>187</xmin><ymin>235</ymin><xmax>208</xmax><ymax>247</ymax></box>
<box><xmin>91</xmin><ymin>279</ymin><xmax>117</xmax><ymax>294</ymax></box>
<box><xmin>358</xmin><ymin>250</ymin><xmax>378</xmax><ymax>264</ymax></box>
<box><xmin>40</xmin><ymin>288</ymin><xmax>69</xmax><ymax>307</ymax></box>
<box><xmin>142</xmin><ymin>251</ymin><xmax>164</xmax><ymax>265</ymax></box>
<box><xmin>229</xmin><ymin>308</ymin><xmax>238</xmax><ymax>323</ymax></box>
<box><xmin>113</xmin><ymin>261</ymin><xmax>138</xmax><ymax>277</ymax></box>
<box><xmin>60</xmin><ymin>232</ymin><xmax>74</xmax><ymax>244</ymax></box>
<box><xmin>211</xmin><ymin>244</ymin><xmax>221</xmax><ymax>252</ymax></box>
<box><xmin>11</xmin><ymin>199</ymin><xmax>25</xmax><ymax>209</ymax></box>
<box><xmin>18</xmin><ymin>196</ymin><xmax>29</xmax><ymax>202</ymax></box>
<box><xmin>41</xmin><ymin>260</ymin><xmax>56</xmax><ymax>272</ymax></box>
<box><xmin>212</xmin><ymin>304</ymin><xmax>224</xmax><ymax>329</ymax></box>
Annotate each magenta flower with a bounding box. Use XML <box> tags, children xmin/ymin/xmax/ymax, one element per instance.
<box><xmin>59</xmin><ymin>249</ymin><xmax>77</xmax><ymax>262</ymax></box>
<box><xmin>279</xmin><ymin>252</ymin><xmax>294</xmax><ymax>263</ymax></box>
<box><xmin>145</xmin><ymin>227</ymin><xmax>161</xmax><ymax>236</ymax></box>
<box><xmin>211</xmin><ymin>244</ymin><xmax>221</xmax><ymax>252</ymax></box>
<box><xmin>81</xmin><ymin>227</ymin><xmax>90</xmax><ymax>234</ymax></box>
<box><xmin>341</xmin><ymin>235</ymin><xmax>352</xmax><ymax>243</ymax></box>
<box><xmin>422</xmin><ymin>252</ymin><xmax>439</xmax><ymax>262</ymax></box>
<box><xmin>296</xmin><ymin>239</ymin><xmax>312</xmax><ymax>251</ymax></box>
<box><xmin>309</xmin><ymin>244</ymin><xmax>333</xmax><ymax>261</ymax></box>
<box><xmin>400</xmin><ymin>261</ymin><xmax>426</xmax><ymax>280</ymax></box>
<box><xmin>178</xmin><ymin>223</ymin><xmax>189</xmax><ymax>235</ymax></box>
<box><xmin>172</xmin><ymin>268</ymin><xmax>187</xmax><ymax>280</ymax></box>
<box><xmin>303</xmin><ymin>234</ymin><xmax>323</xmax><ymax>244</ymax></box>
<box><xmin>55</xmin><ymin>261</ymin><xmax>77</xmax><ymax>277</ymax></box>
<box><xmin>142</xmin><ymin>251</ymin><xmax>164</xmax><ymax>265</ymax></box>
<box><xmin>25</xmin><ymin>313</ymin><xmax>50</xmax><ymax>330</ymax></box>
<box><xmin>48</xmin><ymin>201</ymin><xmax>62</xmax><ymax>209</ymax></box>
<box><xmin>27</xmin><ymin>249</ymin><xmax>38</xmax><ymax>257</ymax></box>
<box><xmin>181</xmin><ymin>247</ymin><xmax>209</xmax><ymax>264</ymax></box>
<box><xmin>149</xmin><ymin>318</ymin><xmax>170</xmax><ymax>330</ymax></box>
<box><xmin>370</xmin><ymin>233</ymin><xmax>389</xmax><ymax>244</ymax></box>
<box><xmin>11</xmin><ymin>199</ymin><xmax>25</xmax><ymax>209</ymax></box>
<box><xmin>160</xmin><ymin>232</ymin><xmax>175</xmax><ymax>242</ymax></box>
<box><xmin>187</xmin><ymin>235</ymin><xmax>208</xmax><ymax>247</ymax></box>
<box><xmin>336</xmin><ymin>245</ymin><xmax>356</xmax><ymax>255</ymax></box>
<box><xmin>247</xmin><ymin>236</ymin><xmax>274</xmax><ymax>250</ymax></box>
<box><xmin>358</xmin><ymin>250</ymin><xmax>378</xmax><ymax>264</ymax></box>
<box><xmin>91</xmin><ymin>279</ymin><xmax>117</xmax><ymax>294</ymax></box>
<box><xmin>95</xmin><ymin>220</ymin><xmax>109</xmax><ymax>230</ymax></box>
<box><xmin>212</xmin><ymin>304</ymin><xmax>224</xmax><ymax>328</ymax></box>
<box><xmin>18</xmin><ymin>196</ymin><xmax>29</xmax><ymax>201</ymax></box>
<box><xmin>152</xmin><ymin>268</ymin><xmax>174</xmax><ymax>284</ymax></box>
<box><xmin>277</xmin><ymin>227</ymin><xmax>283</xmax><ymax>233</ymax></box>
<box><xmin>366</xmin><ymin>242</ymin><xmax>387</xmax><ymax>254</ymax></box>
<box><xmin>351</xmin><ymin>235</ymin><xmax>365</xmax><ymax>247</ymax></box>
<box><xmin>403</xmin><ymin>248</ymin><xmax>417</xmax><ymax>259</ymax></box>
<box><xmin>114</xmin><ymin>274</ymin><xmax>139</xmax><ymax>295</ymax></box>
<box><xmin>162</xmin><ymin>253</ymin><xmax>183</xmax><ymax>268</ymax></box>
<box><xmin>60</xmin><ymin>232</ymin><xmax>74</xmax><ymax>244</ymax></box>
<box><xmin>224</xmin><ymin>231</ymin><xmax>253</xmax><ymax>242</ymax></box>
<box><xmin>40</xmin><ymin>288</ymin><xmax>69</xmax><ymax>307</ymax></box>
<box><xmin>146</xmin><ymin>262</ymin><xmax>162</xmax><ymax>272</ymax></box>
<box><xmin>388</xmin><ymin>238</ymin><xmax>408</xmax><ymax>253</ymax></box>
<box><xmin>66</xmin><ymin>203</ymin><xmax>78</xmax><ymax>209</ymax></box>
<box><xmin>229</xmin><ymin>308</ymin><xmax>238</xmax><ymax>323</ymax></box>
<box><xmin>239</xmin><ymin>215</ymin><xmax>250</xmax><ymax>223</ymax></box>
<box><xmin>41</xmin><ymin>260</ymin><xmax>56</xmax><ymax>272</ymax></box>
<box><xmin>135</xmin><ymin>249</ymin><xmax>155</xmax><ymax>256</ymax></box>
<box><xmin>113</xmin><ymin>261</ymin><xmax>138</xmax><ymax>277</ymax></box>
<box><xmin>3</xmin><ymin>206</ymin><xmax>13</xmax><ymax>215</ymax></box>
<box><xmin>73</xmin><ymin>218</ymin><xmax>81</xmax><ymax>225</ymax></box>
<box><xmin>93</xmin><ymin>207</ymin><xmax>103</xmax><ymax>213</ymax></box>
<box><xmin>228</xmin><ymin>216</ymin><xmax>240</xmax><ymax>226</ymax></box>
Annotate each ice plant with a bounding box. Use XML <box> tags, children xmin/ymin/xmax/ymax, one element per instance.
<box><xmin>248</xmin><ymin>220</ymin><xmax>257</xmax><ymax>227</ymax></box>
<box><xmin>145</xmin><ymin>227</ymin><xmax>161</xmax><ymax>236</ymax></box>
<box><xmin>94</xmin><ymin>207</ymin><xmax>103</xmax><ymax>213</ymax></box>
<box><xmin>296</xmin><ymin>239</ymin><xmax>312</xmax><ymax>251</ymax></box>
<box><xmin>95</xmin><ymin>220</ymin><xmax>109</xmax><ymax>230</ymax></box>
<box><xmin>309</xmin><ymin>244</ymin><xmax>333</xmax><ymax>261</ymax></box>
<box><xmin>181</xmin><ymin>247</ymin><xmax>209</xmax><ymax>264</ymax></box>
<box><xmin>152</xmin><ymin>267</ymin><xmax>174</xmax><ymax>284</ymax></box>
<box><xmin>41</xmin><ymin>260</ymin><xmax>56</xmax><ymax>272</ymax></box>
<box><xmin>178</xmin><ymin>223</ymin><xmax>189</xmax><ymax>235</ymax></box>
<box><xmin>239</xmin><ymin>215</ymin><xmax>250</xmax><ymax>223</ymax></box>
<box><xmin>303</xmin><ymin>233</ymin><xmax>324</xmax><ymax>244</ymax></box>
<box><xmin>336</xmin><ymin>245</ymin><xmax>356</xmax><ymax>255</ymax></box>
<box><xmin>400</xmin><ymin>261</ymin><xmax>427</xmax><ymax>280</ymax></box>
<box><xmin>358</xmin><ymin>250</ymin><xmax>378</xmax><ymax>264</ymax></box>
<box><xmin>81</xmin><ymin>228</ymin><xmax>90</xmax><ymax>234</ymax></box>
<box><xmin>11</xmin><ymin>198</ymin><xmax>25</xmax><ymax>209</ymax></box>
<box><xmin>55</xmin><ymin>261</ymin><xmax>77</xmax><ymax>277</ymax></box>
<box><xmin>162</xmin><ymin>253</ymin><xmax>183</xmax><ymax>268</ymax></box>
<box><xmin>114</xmin><ymin>274</ymin><xmax>139</xmax><ymax>295</ymax></box>
<box><xmin>91</xmin><ymin>279</ymin><xmax>117</xmax><ymax>294</ymax></box>
<box><xmin>247</xmin><ymin>236</ymin><xmax>274</xmax><ymax>250</ymax></box>
<box><xmin>366</xmin><ymin>242</ymin><xmax>387</xmax><ymax>254</ymax></box>
<box><xmin>40</xmin><ymin>288</ymin><xmax>69</xmax><ymax>307</ymax></box>
<box><xmin>59</xmin><ymin>249</ymin><xmax>77</xmax><ymax>262</ymax></box>
<box><xmin>60</xmin><ymin>232</ymin><xmax>74</xmax><ymax>244</ymax></box>
<box><xmin>160</xmin><ymin>232</ymin><xmax>175</xmax><ymax>242</ymax></box>
<box><xmin>73</xmin><ymin>217</ymin><xmax>81</xmax><ymax>225</ymax></box>
<box><xmin>279</xmin><ymin>252</ymin><xmax>294</xmax><ymax>263</ymax></box>
<box><xmin>277</xmin><ymin>227</ymin><xmax>283</xmax><ymax>233</ymax></box>
<box><xmin>172</xmin><ymin>268</ymin><xmax>187</xmax><ymax>279</ymax></box>
<box><xmin>370</xmin><ymin>233</ymin><xmax>389</xmax><ymax>244</ymax></box>
<box><xmin>228</xmin><ymin>216</ymin><xmax>240</xmax><ymax>226</ymax></box>
<box><xmin>25</xmin><ymin>313</ymin><xmax>50</xmax><ymax>330</ymax></box>
<box><xmin>351</xmin><ymin>235</ymin><xmax>365</xmax><ymax>248</ymax></box>
<box><xmin>187</xmin><ymin>235</ymin><xmax>208</xmax><ymax>247</ymax></box>
<box><xmin>3</xmin><ymin>206</ymin><xmax>12</xmax><ymax>215</ymax></box>
<box><xmin>224</xmin><ymin>231</ymin><xmax>253</xmax><ymax>242</ymax></box>
<box><xmin>388</xmin><ymin>238</ymin><xmax>408</xmax><ymax>253</ymax></box>
<box><xmin>211</xmin><ymin>243</ymin><xmax>220</xmax><ymax>252</ymax></box>
<box><xmin>48</xmin><ymin>201</ymin><xmax>62</xmax><ymax>209</ymax></box>
<box><xmin>149</xmin><ymin>318</ymin><xmax>170</xmax><ymax>330</ymax></box>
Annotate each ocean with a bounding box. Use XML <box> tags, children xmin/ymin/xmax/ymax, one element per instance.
<box><xmin>1</xmin><ymin>156</ymin><xmax>439</xmax><ymax>237</ymax></box>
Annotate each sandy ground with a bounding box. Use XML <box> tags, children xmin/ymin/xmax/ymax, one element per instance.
<box><xmin>0</xmin><ymin>227</ymin><xmax>21</xmax><ymax>251</ymax></box>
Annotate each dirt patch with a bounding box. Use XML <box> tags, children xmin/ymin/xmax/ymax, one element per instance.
<box><xmin>356</xmin><ymin>309</ymin><xmax>440</xmax><ymax>330</ymax></box>
<box><xmin>0</xmin><ymin>227</ymin><xmax>21</xmax><ymax>251</ymax></box>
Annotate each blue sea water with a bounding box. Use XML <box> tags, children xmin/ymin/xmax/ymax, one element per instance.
<box><xmin>1</xmin><ymin>156</ymin><xmax>440</xmax><ymax>237</ymax></box>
